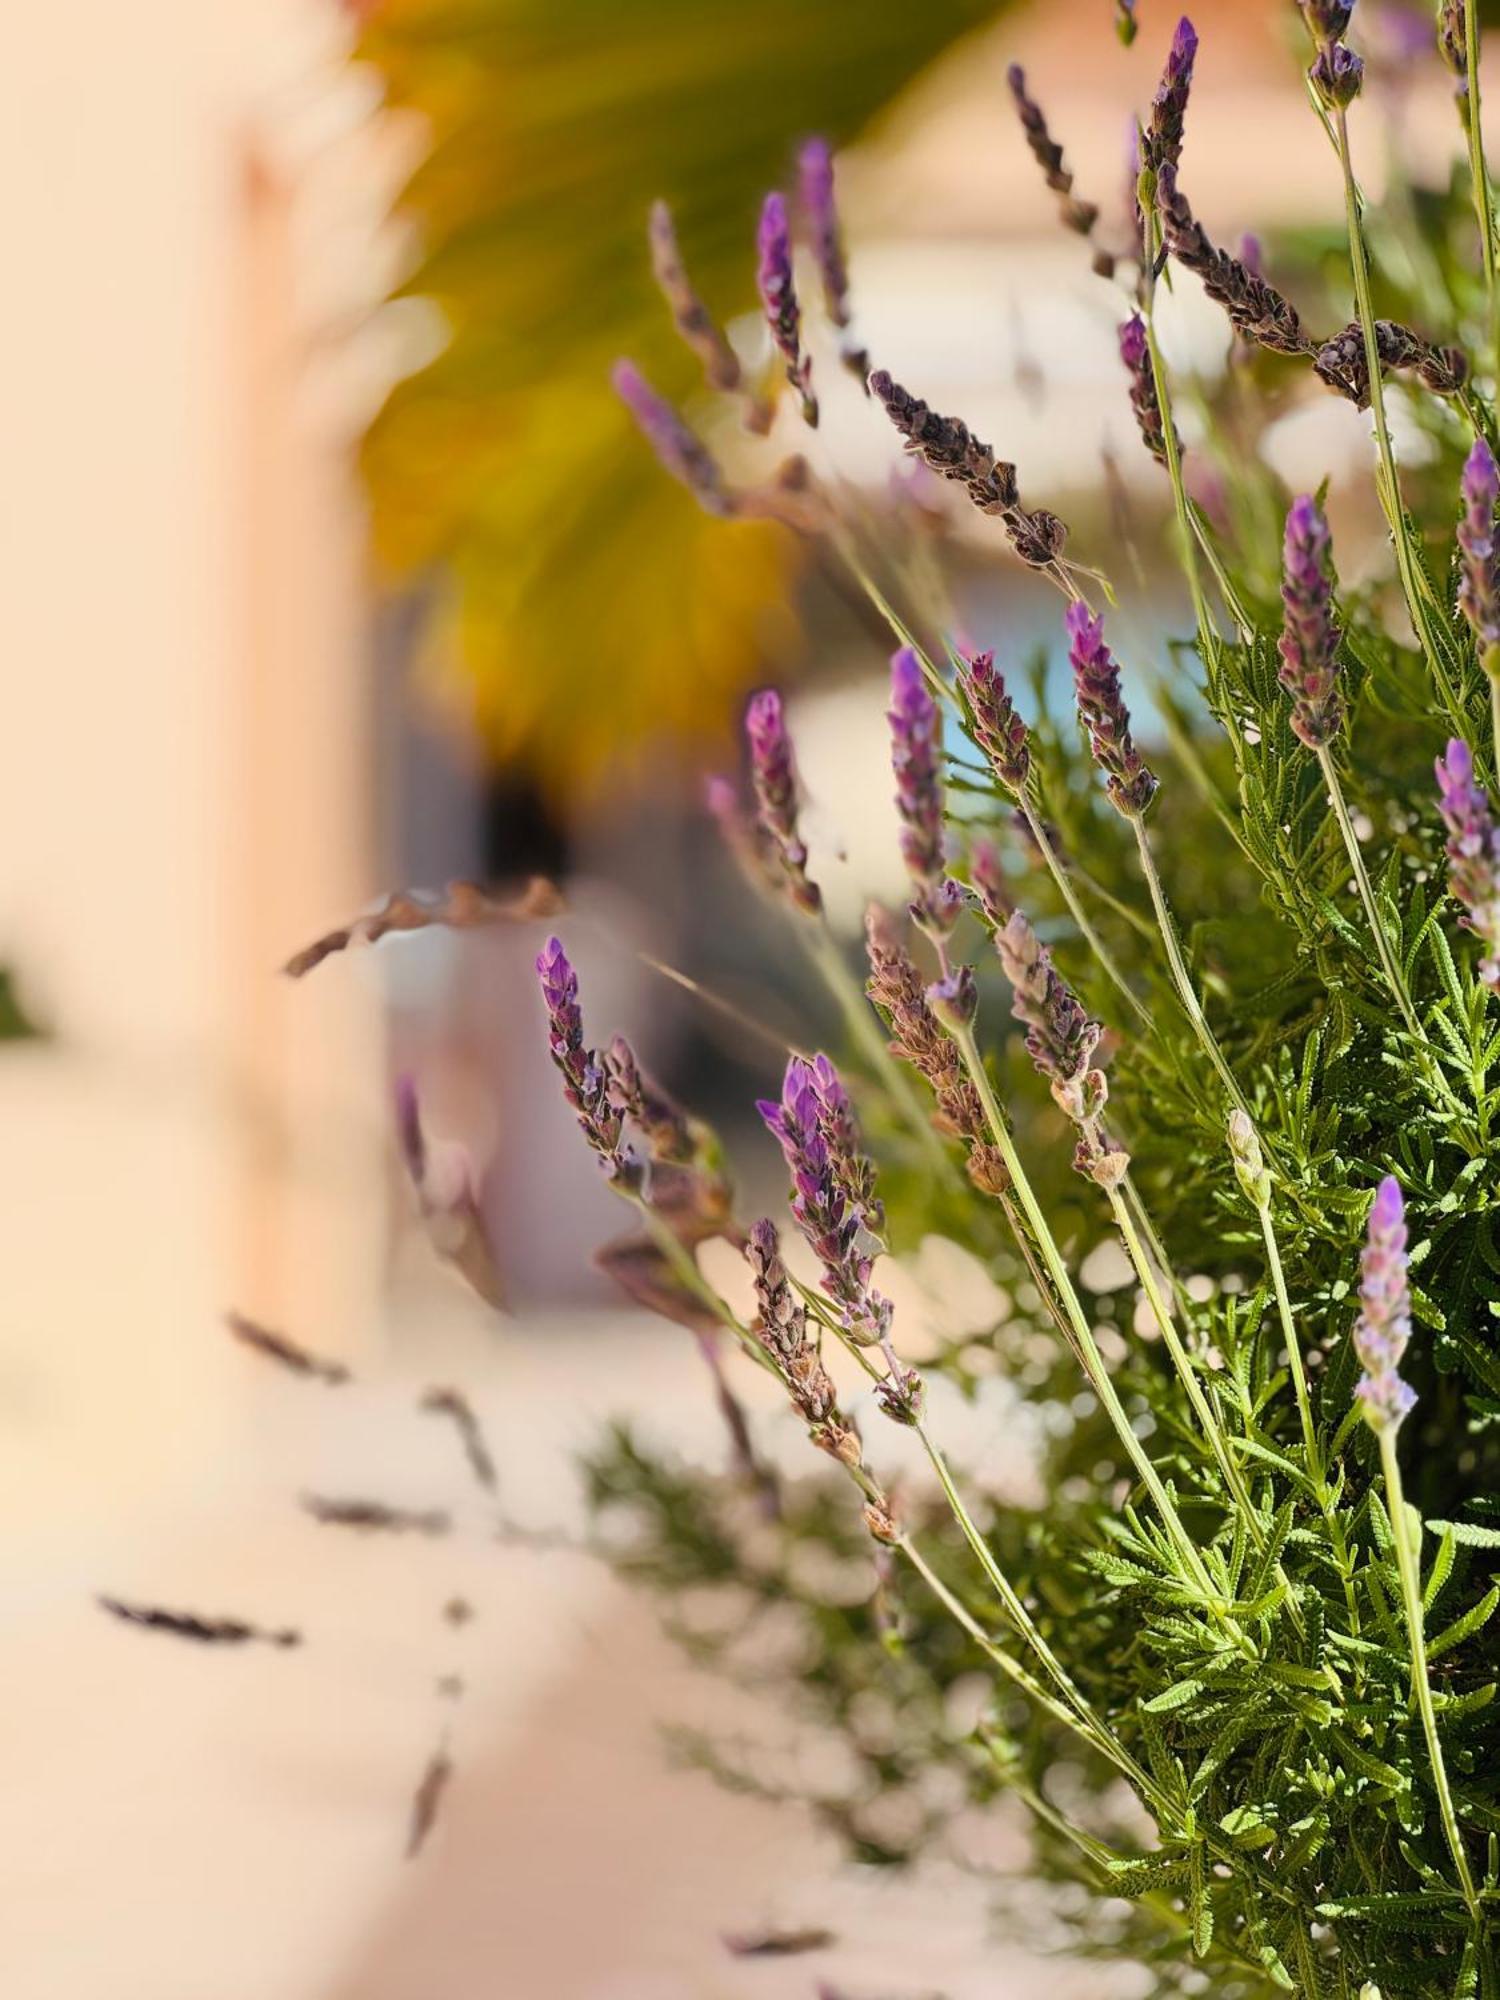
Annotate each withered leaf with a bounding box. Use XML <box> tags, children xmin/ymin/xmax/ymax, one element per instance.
<box><xmin>406</xmin><ymin>1746</ymin><xmax>453</xmax><ymax>1859</ymax></box>
<box><xmin>594</xmin><ymin>1231</ymin><xmax>723</xmax><ymax>1337</ymax></box>
<box><xmin>284</xmin><ymin>876</ymin><xmax>563</xmax><ymax>979</ymax></box>
<box><xmin>98</xmin><ymin>1596</ymin><xmax>300</xmax><ymax>1648</ymax></box>
<box><xmin>300</xmin><ymin>1495</ymin><xmax>451</xmax><ymax>1536</ymax></box>
<box><xmin>225</xmin><ymin>1310</ymin><xmax>351</xmax><ymax>1386</ymax></box>
<box><xmin>722</xmin><ymin>1925</ymin><xmax>836</xmax><ymax>1958</ymax></box>
<box><xmin>420</xmin><ymin>1387</ymin><xmax>498</xmax><ymax>1493</ymax></box>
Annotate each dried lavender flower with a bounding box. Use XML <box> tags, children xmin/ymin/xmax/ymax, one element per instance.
<box><xmin>648</xmin><ymin>200</ymin><xmax>741</xmax><ymax>394</ymax></box>
<box><xmin>1352</xmin><ymin>1176</ymin><xmax>1417</xmax><ymax>1433</ymax></box>
<box><xmin>1066</xmin><ymin>602</ymin><xmax>1159</xmax><ymax>818</ymax></box>
<box><xmin>1313</xmin><ymin>318</ymin><xmax>1469</xmax><ymax>408</ymax></box>
<box><xmin>958</xmin><ymin>649</ymin><xmax>1030</xmax><ymax>793</ymax></box>
<box><xmin>995</xmin><ymin>912</ymin><xmax>1103</xmax><ymax>1093</ymax></box>
<box><xmin>745</xmin><ymin>689</ymin><xmax>822</xmax><ymax>915</ymax></box>
<box><xmin>1006</xmin><ymin>63</ymin><xmax>1107</xmax><ymax>254</ymax></box>
<box><xmin>1439</xmin><ymin>1</ymin><xmax>1469</xmax><ymax>91</ymax></box>
<box><xmin>1458</xmin><ymin>437</ymin><xmax>1500</xmax><ymax>657</ymax></box>
<box><xmin>1277</xmin><ymin>495</ymin><xmax>1345</xmax><ymax>749</ymax></box>
<box><xmin>797</xmin><ymin>138</ymin><xmax>870</xmax><ymax>382</ymax></box>
<box><xmin>1435</xmin><ymin>737</ymin><xmax>1500</xmax><ymax>985</ymax></box>
<box><xmin>756</xmin><ymin>191</ymin><xmax>817</xmax><ymax>427</ymax></box>
<box><xmin>611</xmin><ymin>360</ymin><xmax>735</xmax><ymax>516</ymax></box>
<box><xmin>888</xmin><ymin>648</ymin><xmax>957</xmax><ymax>934</ymax></box>
<box><xmin>1141</xmin><ymin>17</ymin><xmax>1199</xmax><ymax>178</ymax></box>
<box><xmin>1300</xmin><ymin>0</ymin><xmax>1354</xmax><ymax>36</ymax></box>
<box><xmin>1156</xmin><ymin>167</ymin><xmax>1313</xmax><ymax>359</ymax></box>
<box><xmin>536</xmin><ymin>936</ymin><xmax>636</xmax><ymax>1183</ymax></box>
<box><xmin>758</xmin><ymin>1055</ymin><xmax>890</xmax><ymax>1342</ymax></box>
<box><xmin>1118</xmin><ymin>312</ymin><xmax>1175</xmax><ymax>466</ymax></box>
<box><xmin>747</xmin><ymin>1217</ymin><xmax>861</xmax><ymax>1464</ymax></box>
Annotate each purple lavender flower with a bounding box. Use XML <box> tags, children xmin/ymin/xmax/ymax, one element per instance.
<box><xmin>757</xmin><ymin>191</ymin><xmax>817</xmax><ymax>427</ymax></box>
<box><xmin>1439</xmin><ymin>2</ymin><xmax>1470</xmax><ymax>91</ymax></box>
<box><xmin>958</xmin><ymin>650</ymin><xmax>1030</xmax><ymax>794</ymax></box>
<box><xmin>1458</xmin><ymin>438</ymin><xmax>1500</xmax><ymax>655</ymax></box>
<box><xmin>536</xmin><ymin>937</ymin><xmax>634</xmax><ymax>1180</ymax></box>
<box><xmin>995</xmin><ymin>913</ymin><xmax>1102</xmax><ymax>1089</ymax></box>
<box><xmin>1300</xmin><ymin>0</ymin><xmax>1354</xmax><ymax>38</ymax></box>
<box><xmin>758</xmin><ymin>1055</ymin><xmax>889</xmax><ymax>1342</ymax></box>
<box><xmin>1352</xmin><ymin>1176</ymin><xmax>1417</xmax><ymax>1433</ymax></box>
<box><xmin>968</xmin><ymin>837</ymin><xmax>1014</xmax><ymax>924</ymax></box>
<box><xmin>745</xmin><ymin>689</ymin><xmax>822</xmax><ymax>916</ymax></box>
<box><xmin>888</xmin><ymin>648</ymin><xmax>956</xmax><ymax>933</ymax></box>
<box><xmin>647</xmin><ymin>201</ymin><xmax>741</xmax><ymax>394</ymax></box>
<box><xmin>1238</xmin><ymin>231</ymin><xmax>1264</xmax><ymax>278</ymax></box>
<box><xmin>1436</xmin><ymin>738</ymin><xmax>1500</xmax><ymax>986</ymax></box>
<box><xmin>1278</xmin><ymin>495</ymin><xmax>1345</xmax><ymax>749</ymax></box>
<box><xmin>1118</xmin><ymin>313</ymin><xmax>1175</xmax><ymax>467</ymax></box>
<box><xmin>1066</xmin><ymin>602</ymin><xmax>1159</xmax><ymax>818</ymax></box>
<box><xmin>611</xmin><ymin>360</ymin><xmax>734</xmax><ymax>517</ymax></box>
<box><xmin>1310</xmin><ymin>42</ymin><xmax>1365</xmax><ymax>107</ymax></box>
<box><xmin>1142</xmin><ymin>17</ymin><xmax>1198</xmax><ymax>178</ymax></box>
<box><xmin>797</xmin><ymin>139</ymin><xmax>849</xmax><ymax>332</ymax></box>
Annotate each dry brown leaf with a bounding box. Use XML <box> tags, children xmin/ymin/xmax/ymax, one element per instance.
<box><xmin>284</xmin><ymin>876</ymin><xmax>563</xmax><ymax>978</ymax></box>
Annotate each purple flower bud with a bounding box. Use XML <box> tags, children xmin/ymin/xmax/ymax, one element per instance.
<box><xmin>745</xmin><ymin>690</ymin><xmax>822</xmax><ymax>916</ymax></box>
<box><xmin>1353</xmin><ymin>1176</ymin><xmax>1417</xmax><ymax>1433</ymax></box>
<box><xmin>1006</xmin><ymin>64</ymin><xmax>1102</xmax><ymax>242</ymax></box>
<box><xmin>1142</xmin><ymin>17</ymin><xmax>1198</xmax><ymax>178</ymax></box>
<box><xmin>1310</xmin><ymin>41</ymin><xmax>1364</xmax><ymax>107</ymax></box>
<box><xmin>1436</xmin><ymin>738</ymin><xmax>1500</xmax><ymax>986</ymax></box>
<box><xmin>611</xmin><ymin>360</ymin><xmax>734</xmax><ymax>517</ymax></box>
<box><xmin>759</xmin><ymin>1055</ymin><xmax>889</xmax><ymax>1342</ymax></box>
<box><xmin>1238</xmin><ymin>231</ymin><xmax>1264</xmax><ymax>278</ymax></box>
<box><xmin>968</xmin><ymin>837</ymin><xmax>1015</xmax><ymax>924</ymax></box>
<box><xmin>927</xmin><ymin>964</ymin><xmax>978</xmax><ymax>1031</ymax></box>
<box><xmin>756</xmin><ymin>192</ymin><xmax>817</xmax><ymax>427</ymax></box>
<box><xmin>1278</xmin><ymin>496</ymin><xmax>1345</xmax><ymax>749</ymax></box>
<box><xmin>1459</xmin><ymin>438</ymin><xmax>1500</xmax><ymax>654</ymax></box>
<box><xmin>1066</xmin><ymin>602</ymin><xmax>1158</xmax><ymax>818</ymax></box>
<box><xmin>1118</xmin><ymin>312</ymin><xmax>1175</xmax><ymax>467</ymax></box>
<box><xmin>1300</xmin><ymin>0</ymin><xmax>1354</xmax><ymax>39</ymax></box>
<box><xmin>536</xmin><ymin>937</ymin><xmax>635</xmax><ymax>1180</ymax></box>
<box><xmin>957</xmin><ymin>648</ymin><xmax>1030</xmax><ymax>792</ymax></box>
<box><xmin>888</xmin><ymin>649</ymin><xmax>953</xmax><ymax>931</ymax></box>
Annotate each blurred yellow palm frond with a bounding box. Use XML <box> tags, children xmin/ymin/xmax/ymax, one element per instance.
<box><xmin>354</xmin><ymin>0</ymin><xmax>1003</xmax><ymax>805</ymax></box>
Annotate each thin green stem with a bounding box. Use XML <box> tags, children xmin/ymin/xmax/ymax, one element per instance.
<box><xmin>1018</xmin><ymin>795</ymin><xmax>1152</xmax><ymax>1028</ymax></box>
<box><xmin>1465</xmin><ymin>0</ymin><xmax>1499</xmax><ymax>382</ymax></box>
<box><xmin>1490</xmin><ymin>671</ymin><xmax>1500</xmax><ymax>789</ymax></box>
<box><xmin>1380</xmin><ymin>1428</ymin><xmax>1482</xmax><ymax>1923</ymax></box>
<box><xmin>1317</xmin><ymin>747</ymin><xmax>1424</xmax><ymax>1044</ymax></box>
<box><xmin>1131</xmin><ymin>817</ymin><xmax>1254</xmax><ymax>1121</ymax></box>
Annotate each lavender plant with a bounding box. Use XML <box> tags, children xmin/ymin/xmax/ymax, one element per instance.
<box><xmin>558</xmin><ymin>9</ymin><xmax>1500</xmax><ymax>1994</ymax></box>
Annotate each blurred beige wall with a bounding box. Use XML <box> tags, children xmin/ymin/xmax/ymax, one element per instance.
<box><xmin>0</xmin><ymin>0</ymin><xmax>395</xmax><ymax>1525</ymax></box>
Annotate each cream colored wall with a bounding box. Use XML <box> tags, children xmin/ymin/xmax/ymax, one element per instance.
<box><xmin>0</xmin><ymin>0</ymin><xmax>393</xmax><ymax>1524</ymax></box>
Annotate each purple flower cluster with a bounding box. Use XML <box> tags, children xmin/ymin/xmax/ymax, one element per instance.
<box><xmin>1459</xmin><ymin>438</ymin><xmax>1500</xmax><ymax>655</ymax></box>
<box><xmin>1066</xmin><ymin>602</ymin><xmax>1158</xmax><ymax>819</ymax></box>
<box><xmin>536</xmin><ymin>937</ymin><xmax>636</xmax><ymax>1184</ymax></box>
<box><xmin>757</xmin><ymin>192</ymin><xmax>817</xmax><ymax>427</ymax></box>
<box><xmin>1278</xmin><ymin>495</ymin><xmax>1345</xmax><ymax>749</ymax></box>
<box><xmin>1118</xmin><ymin>313</ymin><xmax>1174</xmax><ymax>467</ymax></box>
<box><xmin>758</xmin><ymin>1055</ymin><xmax>890</xmax><ymax>1343</ymax></box>
<box><xmin>747</xmin><ymin>1218</ymin><xmax>862</xmax><ymax>1466</ymax></box>
<box><xmin>995</xmin><ymin>913</ymin><xmax>1103</xmax><ymax>1097</ymax></box>
<box><xmin>611</xmin><ymin>360</ymin><xmax>733</xmax><ymax>517</ymax></box>
<box><xmin>1302</xmin><ymin>2</ymin><xmax>1364</xmax><ymax>109</ymax></box>
<box><xmin>957</xmin><ymin>648</ymin><xmax>1030</xmax><ymax>793</ymax></box>
<box><xmin>1435</xmin><ymin>738</ymin><xmax>1500</xmax><ymax>987</ymax></box>
<box><xmin>1142</xmin><ymin>17</ymin><xmax>1198</xmax><ymax>178</ymax></box>
<box><xmin>888</xmin><ymin>649</ymin><xmax>960</xmax><ymax>935</ymax></box>
<box><xmin>745</xmin><ymin>689</ymin><xmax>822</xmax><ymax>916</ymax></box>
<box><xmin>1353</xmin><ymin>1176</ymin><xmax>1417</xmax><ymax>1434</ymax></box>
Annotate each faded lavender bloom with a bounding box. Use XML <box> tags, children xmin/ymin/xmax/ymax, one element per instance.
<box><xmin>1118</xmin><ymin>313</ymin><xmax>1175</xmax><ymax>466</ymax></box>
<box><xmin>995</xmin><ymin>913</ymin><xmax>1102</xmax><ymax>1093</ymax></box>
<box><xmin>868</xmin><ymin>370</ymin><xmax>1067</xmax><ymax>567</ymax></box>
<box><xmin>1277</xmin><ymin>496</ymin><xmax>1345</xmax><ymax>749</ymax></box>
<box><xmin>1066</xmin><ymin>602</ymin><xmax>1158</xmax><ymax>818</ymax></box>
<box><xmin>1314</xmin><ymin>318</ymin><xmax>1468</xmax><ymax>408</ymax></box>
<box><xmin>1310</xmin><ymin>41</ymin><xmax>1365</xmax><ymax>106</ymax></box>
<box><xmin>1435</xmin><ymin>738</ymin><xmax>1500</xmax><ymax>985</ymax></box>
<box><xmin>745</xmin><ymin>689</ymin><xmax>822</xmax><ymax>915</ymax></box>
<box><xmin>1156</xmin><ymin>166</ymin><xmax>1313</xmax><ymax>359</ymax></box>
<box><xmin>647</xmin><ymin>200</ymin><xmax>741</xmax><ymax>394</ymax></box>
<box><xmin>612</xmin><ymin>360</ymin><xmax>734</xmax><ymax>516</ymax></box>
<box><xmin>747</xmin><ymin>1218</ymin><xmax>863</xmax><ymax>1466</ymax></box>
<box><xmin>536</xmin><ymin>937</ymin><xmax>635</xmax><ymax>1182</ymax></box>
<box><xmin>1352</xmin><ymin>1177</ymin><xmax>1417</xmax><ymax>1433</ymax></box>
<box><xmin>757</xmin><ymin>191</ymin><xmax>817</xmax><ymax>427</ymax></box>
<box><xmin>1227</xmin><ymin>1109</ymin><xmax>1272</xmax><ymax>1208</ymax></box>
<box><xmin>968</xmin><ymin>837</ymin><xmax>1015</xmax><ymax>924</ymax></box>
<box><xmin>957</xmin><ymin>649</ymin><xmax>1030</xmax><ymax>793</ymax></box>
<box><xmin>1005</xmin><ymin>63</ymin><xmax>1108</xmax><ymax>261</ymax></box>
<box><xmin>807</xmin><ymin>1051</ymin><xmax>885</xmax><ymax>1236</ymax></box>
<box><xmin>758</xmin><ymin>1055</ymin><xmax>890</xmax><ymax>1343</ymax></box>
<box><xmin>394</xmin><ymin>1075</ymin><xmax>499</xmax><ymax>1303</ymax></box>
<box><xmin>888</xmin><ymin>649</ymin><xmax>958</xmax><ymax>934</ymax></box>
<box><xmin>1439</xmin><ymin>1</ymin><xmax>1469</xmax><ymax>91</ymax></box>
<box><xmin>797</xmin><ymin>138</ymin><xmax>870</xmax><ymax>382</ymax></box>
<box><xmin>1458</xmin><ymin>438</ymin><xmax>1500</xmax><ymax>655</ymax></box>
<box><xmin>1300</xmin><ymin>0</ymin><xmax>1354</xmax><ymax>34</ymax></box>
<box><xmin>1141</xmin><ymin>17</ymin><xmax>1198</xmax><ymax>177</ymax></box>
<box><xmin>865</xmin><ymin>908</ymin><xmax>1008</xmax><ymax>1197</ymax></box>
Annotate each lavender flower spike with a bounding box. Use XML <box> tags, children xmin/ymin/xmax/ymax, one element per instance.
<box><xmin>647</xmin><ymin>201</ymin><xmax>741</xmax><ymax>394</ymax></box>
<box><xmin>1436</xmin><ymin>738</ymin><xmax>1500</xmax><ymax>986</ymax></box>
<box><xmin>1440</xmin><ymin>2</ymin><xmax>1470</xmax><ymax>94</ymax></box>
<box><xmin>757</xmin><ymin>191</ymin><xmax>817</xmax><ymax>428</ymax></box>
<box><xmin>888</xmin><ymin>649</ymin><xmax>958</xmax><ymax>935</ymax></box>
<box><xmin>536</xmin><ymin>937</ymin><xmax>634</xmax><ymax>1181</ymax></box>
<box><xmin>1142</xmin><ymin>17</ymin><xmax>1198</xmax><ymax>178</ymax></box>
<box><xmin>995</xmin><ymin>913</ymin><xmax>1103</xmax><ymax>1096</ymax></box>
<box><xmin>1352</xmin><ymin>1176</ymin><xmax>1417</xmax><ymax>1434</ymax></box>
<box><xmin>1066</xmin><ymin>602</ymin><xmax>1158</xmax><ymax>818</ymax></box>
<box><xmin>1277</xmin><ymin>495</ymin><xmax>1345</xmax><ymax>749</ymax></box>
<box><xmin>1458</xmin><ymin>438</ymin><xmax>1500</xmax><ymax>659</ymax></box>
<box><xmin>957</xmin><ymin>648</ymin><xmax>1030</xmax><ymax>794</ymax></box>
<box><xmin>1118</xmin><ymin>313</ymin><xmax>1175</xmax><ymax>467</ymax></box>
<box><xmin>745</xmin><ymin>689</ymin><xmax>822</xmax><ymax>916</ymax></box>
<box><xmin>612</xmin><ymin>360</ymin><xmax>734</xmax><ymax>517</ymax></box>
<box><xmin>797</xmin><ymin>137</ymin><xmax>870</xmax><ymax>383</ymax></box>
